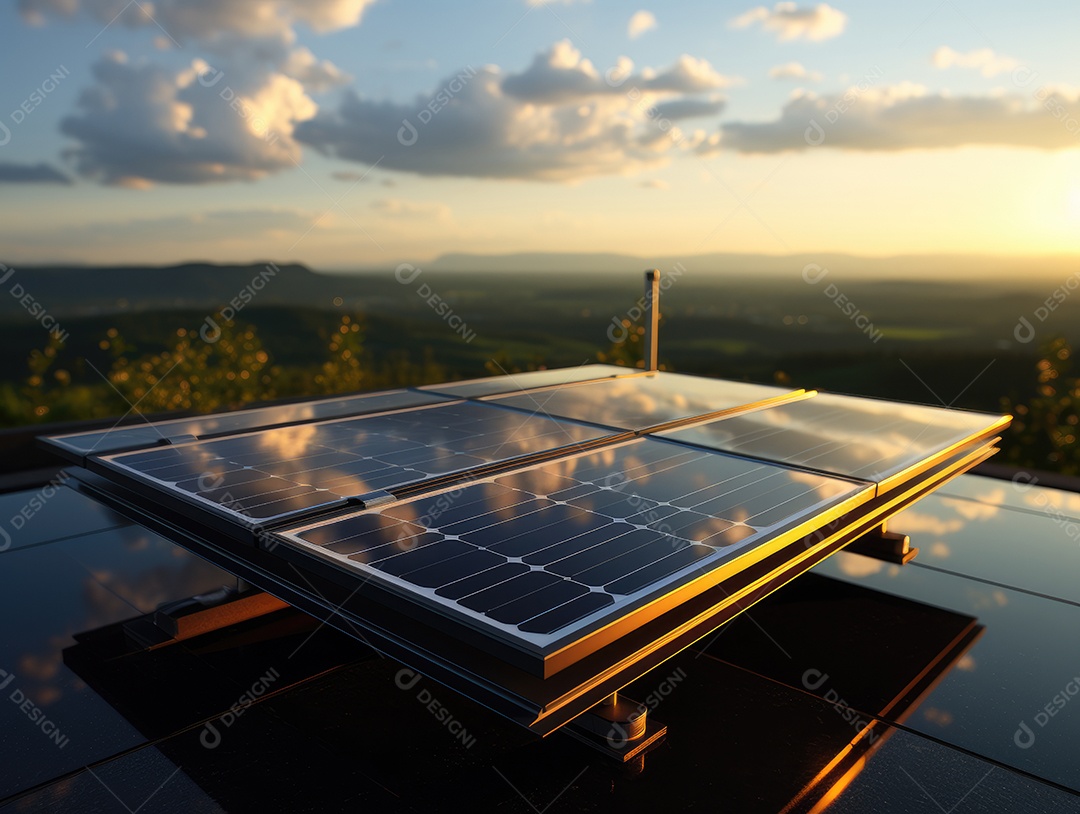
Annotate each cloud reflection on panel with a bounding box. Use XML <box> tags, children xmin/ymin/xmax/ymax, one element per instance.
<box><xmin>12</xmin><ymin>525</ymin><xmax>232</xmax><ymax>717</ymax></box>
<box><xmin>662</xmin><ymin>393</ymin><xmax>1001</xmax><ymax>485</ymax></box>
<box><xmin>283</xmin><ymin>437</ymin><xmax>868</xmax><ymax>645</ymax></box>
<box><xmin>1021</xmin><ymin>487</ymin><xmax>1080</xmax><ymax>519</ymax></box>
<box><xmin>256</xmin><ymin>424</ymin><xmax>319</xmax><ymax>462</ymax></box>
<box><xmin>489</xmin><ymin>372</ymin><xmax>792</xmax><ymax>431</ymax></box>
<box><xmin>107</xmin><ymin>403</ymin><xmax>613</xmax><ymax>522</ymax></box>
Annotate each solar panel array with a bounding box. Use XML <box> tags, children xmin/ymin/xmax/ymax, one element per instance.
<box><xmin>102</xmin><ymin>401</ymin><xmax>612</xmax><ymax>524</ymax></box>
<box><xmin>71</xmin><ymin>364</ymin><xmax>1007</xmax><ymax>679</ymax></box>
<box><xmin>280</xmin><ymin>438</ymin><xmax>868</xmax><ymax>645</ymax></box>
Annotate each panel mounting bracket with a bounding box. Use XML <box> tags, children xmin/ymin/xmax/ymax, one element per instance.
<box><xmin>358</xmin><ymin>490</ymin><xmax>398</xmax><ymax>508</ymax></box>
<box><xmin>846</xmin><ymin>521</ymin><xmax>918</xmax><ymax>565</ymax></box>
<box><xmin>159</xmin><ymin>434</ymin><xmax>198</xmax><ymax>446</ymax></box>
<box><xmin>124</xmin><ymin>579</ymin><xmax>290</xmax><ymax>649</ymax></box>
<box><xmin>562</xmin><ymin>692</ymin><xmax>667</xmax><ymax>764</ymax></box>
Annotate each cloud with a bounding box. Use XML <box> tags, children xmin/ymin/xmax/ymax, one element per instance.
<box><xmin>501</xmin><ymin>41</ymin><xmax>736</xmax><ymax>104</ymax></box>
<box><xmin>641</xmin><ymin>55</ymin><xmax>740</xmax><ymax>93</ymax></box>
<box><xmin>297</xmin><ymin>42</ymin><xmax>729</xmax><ymax>182</ymax></box>
<box><xmin>653</xmin><ymin>96</ymin><xmax>726</xmax><ymax>120</ymax></box>
<box><xmin>720</xmin><ymin>83</ymin><xmax>1080</xmax><ymax>152</ymax></box>
<box><xmin>0</xmin><ymin>162</ymin><xmax>72</xmax><ymax>184</ymax></box>
<box><xmin>332</xmin><ymin>170</ymin><xmax>370</xmax><ymax>182</ymax></box>
<box><xmin>730</xmin><ymin>3</ymin><xmax>847</xmax><ymax>42</ymax></box>
<box><xmin>19</xmin><ymin>0</ymin><xmax>376</xmax><ymax>42</ymax></box>
<box><xmin>371</xmin><ymin>198</ymin><xmax>452</xmax><ymax>221</ymax></box>
<box><xmin>628</xmin><ymin>10</ymin><xmax>657</xmax><ymax>39</ymax></box>
<box><xmin>639</xmin><ymin>179</ymin><xmax>668</xmax><ymax>189</ymax></box>
<box><xmin>21</xmin><ymin>0</ymin><xmax>363</xmax><ymax>96</ymax></box>
<box><xmin>769</xmin><ymin>62</ymin><xmax>822</xmax><ymax>81</ymax></box>
<box><xmin>332</xmin><ymin>169</ymin><xmax>395</xmax><ymax>187</ymax></box>
<box><xmin>500</xmin><ymin>41</ymin><xmax>612</xmax><ymax>104</ymax></box>
<box><xmin>281</xmin><ymin>47</ymin><xmax>351</xmax><ymax>92</ymax></box>
<box><xmin>60</xmin><ymin>52</ymin><xmax>317</xmax><ymax>185</ymax></box>
<box><xmin>932</xmin><ymin>46</ymin><xmax>1020</xmax><ymax>78</ymax></box>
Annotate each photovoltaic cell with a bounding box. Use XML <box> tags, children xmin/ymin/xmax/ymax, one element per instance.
<box><xmin>101</xmin><ymin>401</ymin><xmax>613</xmax><ymax>525</ymax></box>
<box><xmin>418</xmin><ymin>364</ymin><xmax>628</xmax><ymax>399</ymax></box>
<box><xmin>660</xmin><ymin>392</ymin><xmax>1010</xmax><ymax>487</ymax></box>
<box><xmin>278</xmin><ymin>438</ymin><xmax>868</xmax><ymax>646</ymax></box>
<box><xmin>487</xmin><ymin>371</ymin><xmax>797</xmax><ymax>431</ymax></box>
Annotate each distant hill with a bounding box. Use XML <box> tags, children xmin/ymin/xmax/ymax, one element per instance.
<box><xmin>2</xmin><ymin>252</ymin><xmax>1075</xmax><ymax>321</ymax></box>
<box><xmin>0</xmin><ymin>261</ymin><xmax>348</xmax><ymax>319</ymax></box>
<box><xmin>409</xmin><ymin>251</ymin><xmax>1078</xmax><ymax>282</ymax></box>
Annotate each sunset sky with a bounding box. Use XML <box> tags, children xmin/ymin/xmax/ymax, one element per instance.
<box><xmin>1</xmin><ymin>0</ymin><xmax>1078</xmax><ymax>268</ymax></box>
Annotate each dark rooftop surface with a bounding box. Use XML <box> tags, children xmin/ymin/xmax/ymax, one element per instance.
<box><xmin>2</xmin><ymin>470</ymin><xmax>1079</xmax><ymax>812</ymax></box>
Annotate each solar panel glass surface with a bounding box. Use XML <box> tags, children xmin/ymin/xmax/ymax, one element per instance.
<box><xmin>102</xmin><ymin>402</ymin><xmax>614</xmax><ymax>524</ymax></box>
<box><xmin>660</xmin><ymin>393</ymin><xmax>1008</xmax><ymax>486</ymax></box>
<box><xmin>279</xmin><ymin>438</ymin><xmax>869</xmax><ymax>646</ymax></box>
<box><xmin>488</xmin><ymin>371</ymin><xmax>796</xmax><ymax>430</ymax></box>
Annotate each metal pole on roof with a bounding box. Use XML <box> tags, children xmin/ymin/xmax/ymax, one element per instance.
<box><xmin>643</xmin><ymin>269</ymin><xmax>660</xmax><ymax>371</ymax></box>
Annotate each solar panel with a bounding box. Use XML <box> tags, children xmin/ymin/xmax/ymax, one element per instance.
<box><xmin>275</xmin><ymin>437</ymin><xmax>870</xmax><ymax>657</ymax></box>
<box><xmin>418</xmin><ymin>364</ymin><xmax>630</xmax><ymax>399</ymax></box>
<box><xmin>44</xmin><ymin>388</ymin><xmax>452</xmax><ymax>462</ymax></box>
<box><xmin>99</xmin><ymin>400</ymin><xmax>615</xmax><ymax>526</ymax></box>
<box><xmin>659</xmin><ymin>392</ymin><xmax>1011</xmax><ymax>491</ymax></box>
<box><xmin>45</xmin><ymin>366</ymin><xmax>635</xmax><ymax>463</ymax></box>
<box><xmin>487</xmin><ymin>371</ymin><xmax>800</xmax><ymax>431</ymax></box>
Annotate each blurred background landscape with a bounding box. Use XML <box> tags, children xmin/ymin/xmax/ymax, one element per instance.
<box><xmin>2</xmin><ymin>254</ymin><xmax>1078</xmax><ymax>475</ymax></box>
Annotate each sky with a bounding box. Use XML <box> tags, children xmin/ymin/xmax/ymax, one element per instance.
<box><xmin>1</xmin><ymin>0</ymin><xmax>1079</xmax><ymax>269</ymax></box>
